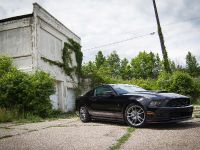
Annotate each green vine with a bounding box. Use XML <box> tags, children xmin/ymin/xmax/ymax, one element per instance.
<box><xmin>41</xmin><ymin>38</ymin><xmax>83</xmax><ymax>82</ymax></box>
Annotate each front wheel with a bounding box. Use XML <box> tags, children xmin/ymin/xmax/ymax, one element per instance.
<box><xmin>124</xmin><ymin>103</ymin><xmax>146</xmax><ymax>127</ymax></box>
<box><xmin>79</xmin><ymin>106</ymin><xmax>91</xmax><ymax>122</ymax></box>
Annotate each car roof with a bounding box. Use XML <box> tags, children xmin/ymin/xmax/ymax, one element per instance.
<box><xmin>109</xmin><ymin>84</ymin><xmax>141</xmax><ymax>88</ymax></box>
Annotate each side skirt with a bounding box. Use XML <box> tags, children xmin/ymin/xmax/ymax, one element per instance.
<box><xmin>89</xmin><ymin>110</ymin><xmax>123</xmax><ymax>119</ymax></box>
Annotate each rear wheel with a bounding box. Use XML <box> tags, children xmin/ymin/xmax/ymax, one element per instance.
<box><xmin>79</xmin><ymin>106</ymin><xmax>91</xmax><ymax>122</ymax></box>
<box><xmin>124</xmin><ymin>103</ymin><xmax>146</xmax><ymax>127</ymax></box>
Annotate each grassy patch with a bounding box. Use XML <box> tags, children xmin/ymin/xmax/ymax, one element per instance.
<box><xmin>14</xmin><ymin>114</ymin><xmax>44</xmax><ymax>124</ymax></box>
<box><xmin>0</xmin><ymin>108</ymin><xmax>18</xmax><ymax>123</ymax></box>
<box><xmin>47</xmin><ymin>111</ymin><xmax>78</xmax><ymax>121</ymax></box>
<box><xmin>0</xmin><ymin>108</ymin><xmax>78</xmax><ymax>124</ymax></box>
<box><xmin>109</xmin><ymin>127</ymin><xmax>135</xmax><ymax>150</ymax></box>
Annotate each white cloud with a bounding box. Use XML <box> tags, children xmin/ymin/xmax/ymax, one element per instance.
<box><xmin>0</xmin><ymin>0</ymin><xmax>199</xmax><ymax>65</ymax></box>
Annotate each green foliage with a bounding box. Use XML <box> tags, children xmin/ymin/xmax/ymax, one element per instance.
<box><xmin>28</xmin><ymin>71</ymin><xmax>55</xmax><ymax>117</ymax></box>
<box><xmin>131</xmin><ymin>51</ymin><xmax>160</xmax><ymax>79</ymax></box>
<box><xmin>82</xmin><ymin>50</ymin><xmax>200</xmax><ymax>102</ymax></box>
<box><xmin>0</xmin><ymin>108</ymin><xmax>19</xmax><ymax>122</ymax></box>
<box><xmin>157</xmin><ymin>71</ymin><xmax>199</xmax><ymax>101</ymax></box>
<box><xmin>193</xmin><ymin>78</ymin><xmax>200</xmax><ymax>95</ymax></box>
<box><xmin>130</xmin><ymin>78</ymin><xmax>158</xmax><ymax>90</ymax></box>
<box><xmin>16</xmin><ymin>113</ymin><xmax>43</xmax><ymax>123</ymax></box>
<box><xmin>0</xmin><ymin>56</ymin><xmax>55</xmax><ymax>118</ymax></box>
<box><xmin>170</xmin><ymin>72</ymin><xmax>196</xmax><ymax>96</ymax></box>
<box><xmin>95</xmin><ymin>51</ymin><xmax>106</xmax><ymax>69</ymax></box>
<box><xmin>157</xmin><ymin>71</ymin><xmax>172</xmax><ymax>91</ymax></box>
<box><xmin>48</xmin><ymin>110</ymin><xmax>77</xmax><ymax>120</ymax></box>
<box><xmin>0</xmin><ymin>56</ymin><xmax>13</xmax><ymax>77</ymax></box>
<box><xmin>41</xmin><ymin>38</ymin><xmax>83</xmax><ymax>80</ymax></box>
<box><xmin>120</xmin><ymin>58</ymin><xmax>133</xmax><ymax>80</ymax></box>
<box><xmin>107</xmin><ymin>51</ymin><xmax>121</xmax><ymax>77</ymax></box>
<box><xmin>186</xmin><ymin>51</ymin><xmax>199</xmax><ymax>77</ymax></box>
<box><xmin>109</xmin><ymin>127</ymin><xmax>135</xmax><ymax>150</ymax></box>
<box><xmin>41</xmin><ymin>57</ymin><xmax>63</xmax><ymax>68</ymax></box>
<box><xmin>82</xmin><ymin>61</ymin><xmax>112</xmax><ymax>88</ymax></box>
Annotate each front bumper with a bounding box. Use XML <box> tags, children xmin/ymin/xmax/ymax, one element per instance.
<box><xmin>146</xmin><ymin>105</ymin><xmax>193</xmax><ymax>123</ymax></box>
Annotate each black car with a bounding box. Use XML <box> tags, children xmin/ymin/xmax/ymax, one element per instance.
<box><xmin>76</xmin><ymin>84</ymin><xmax>193</xmax><ymax>127</ymax></box>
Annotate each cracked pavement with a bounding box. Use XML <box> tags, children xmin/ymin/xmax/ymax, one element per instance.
<box><xmin>0</xmin><ymin>118</ymin><xmax>200</xmax><ymax>150</ymax></box>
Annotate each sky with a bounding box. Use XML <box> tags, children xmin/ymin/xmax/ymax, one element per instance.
<box><xmin>0</xmin><ymin>0</ymin><xmax>200</xmax><ymax>66</ymax></box>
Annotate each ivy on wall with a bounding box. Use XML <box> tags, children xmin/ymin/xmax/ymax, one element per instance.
<box><xmin>41</xmin><ymin>38</ymin><xmax>83</xmax><ymax>81</ymax></box>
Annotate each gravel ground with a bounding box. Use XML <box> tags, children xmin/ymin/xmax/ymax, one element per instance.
<box><xmin>0</xmin><ymin>118</ymin><xmax>200</xmax><ymax>150</ymax></box>
<box><xmin>121</xmin><ymin>118</ymin><xmax>200</xmax><ymax>150</ymax></box>
<box><xmin>0</xmin><ymin>118</ymin><xmax>127</xmax><ymax>150</ymax></box>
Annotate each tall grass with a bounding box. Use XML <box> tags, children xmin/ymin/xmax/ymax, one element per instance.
<box><xmin>0</xmin><ymin>108</ymin><xmax>18</xmax><ymax>122</ymax></box>
<box><xmin>0</xmin><ymin>108</ymin><xmax>43</xmax><ymax>123</ymax></box>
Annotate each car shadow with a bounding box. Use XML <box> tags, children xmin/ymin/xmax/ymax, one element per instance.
<box><xmin>91</xmin><ymin>118</ymin><xmax>200</xmax><ymax>130</ymax></box>
<box><xmin>144</xmin><ymin>120</ymin><xmax>200</xmax><ymax>130</ymax></box>
<box><xmin>91</xmin><ymin>119</ymin><xmax>127</xmax><ymax>127</ymax></box>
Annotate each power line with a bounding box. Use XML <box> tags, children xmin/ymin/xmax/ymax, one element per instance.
<box><xmin>82</xmin><ymin>16</ymin><xmax>200</xmax><ymax>40</ymax></box>
<box><xmin>82</xmin><ymin>16</ymin><xmax>200</xmax><ymax>52</ymax></box>
<box><xmin>83</xmin><ymin>32</ymin><xmax>156</xmax><ymax>51</ymax></box>
<box><xmin>163</xmin><ymin>16</ymin><xmax>200</xmax><ymax>27</ymax></box>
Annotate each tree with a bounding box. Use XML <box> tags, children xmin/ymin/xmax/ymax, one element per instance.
<box><xmin>107</xmin><ymin>51</ymin><xmax>121</xmax><ymax>77</ymax></box>
<box><xmin>186</xmin><ymin>51</ymin><xmax>199</xmax><ymax>77</ymax></box>
<box><xmin>120</xmin><ymin>58</ymin><xmax>133</xmax><ymax>80</ymax></box>
<box><xmin>95</xmin><ymin>51</ymin><xmax>106</xmax><ymax>69</ymax></box>
<box><xmin>131</xmin><ymin>51</ymin><xmax>161</xmax><ymax>79</ymax></box>
<box><xmin>154</xmin><ymin>53</ymin><xmax>162</xmax><ymax>75</ymax></box>
<box><xmin>82</xmin><ymin>61</ymin><xmax>96</xmax><ymax>77</ymax></box>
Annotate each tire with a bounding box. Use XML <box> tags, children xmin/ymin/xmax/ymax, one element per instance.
<box><xmin>124</xmin><ymin>103</ymin><xmax>146</xmax><ymax>127</ymax></box>
<box><xmin>79</xmin><ymin>106</ymin><xmax>91</xmax><ymax>123</ymax></box>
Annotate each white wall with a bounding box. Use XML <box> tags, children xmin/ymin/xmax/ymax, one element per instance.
<box><xmin>33</xmin><ymin>3</ymin><xmax>81</xmax><ymax>112</ymax></box>
<box><xmin>0</xmin><ymin>17</ymin><xmax>33</xmax><ymax>71</ymax></box>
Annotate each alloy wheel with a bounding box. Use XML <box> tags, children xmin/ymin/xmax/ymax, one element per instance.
<box><xmin>126</xmin><ymin>104</ymin><xmax>145</xmax><ymax>127</ymax></box>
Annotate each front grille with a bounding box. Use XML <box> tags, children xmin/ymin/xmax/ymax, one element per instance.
<box><xmin>166</xmin><ymin>98</ymin><xmax>190</xmax><ymax>107</ymax></box>
<box><xmin>170</xmin><ymin>111</ymin><xmax>192</xmax><ymax>118</ymax></box>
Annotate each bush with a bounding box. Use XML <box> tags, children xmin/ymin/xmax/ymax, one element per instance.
<box><xmin>193</xmin><ymin>78</ymin><xmax>200</xmax><ymax>99</ymax></box>
<box><xmin>16</xmin><ymin>113</ymin><xmax>43</xmax><ymax>123</ymax></box>
<box><xmin>157</xmin><ymin>71</ymin><xmax>199</xmax><ymax>102</ymax></box>
<box><xmin>0</xmin><ymin>56</ymin><xmax>13</xmax><ymax>77</ymax></box>
<box><xmin>130</xmin><ymin>78</ymin><xmax>158</xmax><ymax>90</ymax></box>
<box><xmin>170</xmin><ymin>71</ymin><xmax>197</xmax><ymax>97</ymax></box>
<box><xmin>0</xmin><ymin>56</ymin><xmax>55</xmax><ymax>118</ymax></box>
<box><xmin>0</xmin><ymin>68</ymin><xmax>29</xmax><ymax>109</ymax></box>
<box><xmin>28</xmin><ymin>71</ymin><xmax>55</xmax><ymax>117</ymax></box>
<box><xmin>0</xmin><ymin>108</ymin><xmax>19</xmax><ymax>122</ymax></box>
<box><xmin>157</xmin><ymin>71</ymin><xmax>172</xmax><ymax>91</ymax></box>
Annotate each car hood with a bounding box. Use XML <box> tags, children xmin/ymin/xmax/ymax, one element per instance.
<box><xmin>123</xmin><ymin>91</ymin><xmax>188</xmax><ymax>100</ymax></box>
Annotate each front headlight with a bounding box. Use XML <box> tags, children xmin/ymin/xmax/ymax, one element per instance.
<box><xmin>149</xmin><ymin>100</ymin><xmax>163</xmax><ymax>107</ymax></box>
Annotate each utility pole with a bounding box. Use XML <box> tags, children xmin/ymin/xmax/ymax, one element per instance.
<box><xmin>152</xmin><ymin>0</ymin><xmax>171</xmax><ymax>72</ymax></box>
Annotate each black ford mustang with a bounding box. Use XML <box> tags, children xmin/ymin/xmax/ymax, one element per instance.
<box><xmin>76</xmin><ymin>84</ymin><xmax>193</xmax><ymax>127</ymax></box>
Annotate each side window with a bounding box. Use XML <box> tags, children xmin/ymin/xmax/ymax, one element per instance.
<box><xmin>85</xmin><ymin>90</ymin><xmax>94</xmax><ymax>97</ymax></box>
<box><xmin>95</xmin><ymin>86</ymin><xmax>114</xmax><ymax>96</ymax></box>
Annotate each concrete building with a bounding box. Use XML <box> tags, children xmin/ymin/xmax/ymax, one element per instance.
<box><xmin>0</xmin><ymin>3</ymin><xmax>81</xmax><ymax>112</ymax></box>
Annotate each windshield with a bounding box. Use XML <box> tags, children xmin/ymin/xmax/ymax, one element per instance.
<box><xmin>111</xmin><ymin>84</ymin><xmax>146</xmax><ymax>94</ymax></box>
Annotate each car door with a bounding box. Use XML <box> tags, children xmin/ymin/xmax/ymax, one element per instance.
<box><xmin>89</xmin><ymin>85</ymin><xmax>122</xmax><ymax>118</ymax></box>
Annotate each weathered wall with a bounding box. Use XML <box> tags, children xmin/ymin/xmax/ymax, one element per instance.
<box><xmin>33</xmin><ymin>3</ymin><xmax>81</xmax><ymax>112</ymax></box>
<box><xmin>0</xmin><ymin>17</ymin><xmax>33</xmax><ymax>72</ymax></box>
